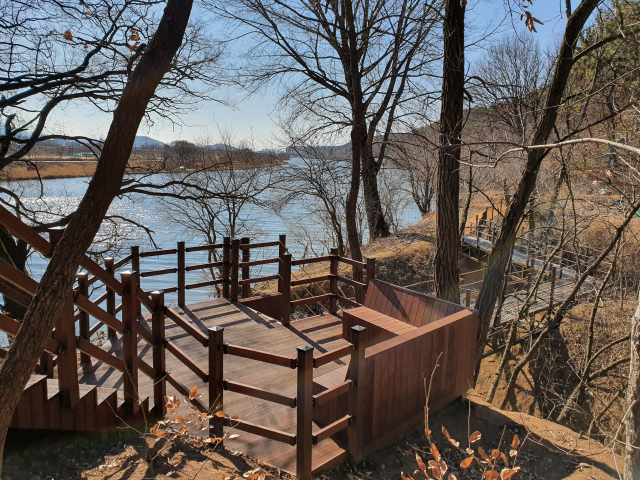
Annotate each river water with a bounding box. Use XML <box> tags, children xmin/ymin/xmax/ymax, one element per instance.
<box><xmin>1</xmin><ymin>161</ymin><xmax>423</xmax><ymax>321</ymax></box>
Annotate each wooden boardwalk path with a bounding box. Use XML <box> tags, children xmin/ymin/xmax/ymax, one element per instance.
<box><xmin>79</xmin><ymin>298</ymin><xmax>351</xmax><ymax>475</ymax></box>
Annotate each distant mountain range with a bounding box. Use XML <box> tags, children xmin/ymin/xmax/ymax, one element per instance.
<box><xmin>133</xmin><ymin>136</ymin><xmax>166</xmax><ymax>148</ymax></box>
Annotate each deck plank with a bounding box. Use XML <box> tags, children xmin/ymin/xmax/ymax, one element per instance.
<box><xmin>78</xmin><ymin>297</ymin><xmax>348</xmax><ymax>475</ymax></box>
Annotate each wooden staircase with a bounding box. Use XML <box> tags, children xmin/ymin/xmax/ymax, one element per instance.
<box><xmin>10</xmin><ymin>374</ymin><xmax>153</xmax><ymax>432</ymax></box>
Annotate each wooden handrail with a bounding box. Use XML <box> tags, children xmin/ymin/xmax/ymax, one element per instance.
<box><xmin>136</xmin><ymin>290</ymin><xmax>156</xmax><ymax>313</ymax></box>
<box><xmin>165</xmin><ymin>373</ymin><xmax>207</xmax><ymax>412</ymax></box>
<box><xmin>239</xmin><ymin>241</ymin><xmax>280</xmax><ymax>250</ymax></box>
<box><xmin>222</xmin><ymin>418</ymin><xmax>296</xmax><ymax>445</ymax></box>
<box><xmin>113</xmin><ymin>254</ymin><xmax>133</xmax><ymax>270</ymax></box>
<box><xmin>336</xmin><ymin>276</ymin><xmax>366</xmax><ymax>289</ymax></box>
<box><xmin>312</xmin><ymin>380</ymin><xmax>352</xmax><ymax>407</ymax></box>
<box><xmin>76</xmin><ymin>337</ymin><xmax>124</xmax><ymax>371</ymax></box>
<box><xmin>0</xmin><ymin>313</ymin><xmax>60</xmax><ymax>353</ymax></box>
<box><xmin>313</xmin><ymin>415</ymin><xmax>351</xmax><ymax>444</ymax></box>
<box><xmin>337</xmin><ymin>256</ymin><xmax>366</xmax><ymax>267</ymax></box>
<box><xmin>240</xmin><ymin>258</ymin><xmax>279</xmax><ymax>268</ymax></box>
<box><xmin>291</xmin><ymin>274</ymin><xmax>331</xmax><ymax>287</ymax></box>
<box><xmin>223</xmin><ymin>344</ymin><xmax>297</xmax><ymax>369</ymax></box>
<box><xmin>185</xmin><ymin>261</ymin><xmax>222</xmax><ymax>272</ymax></box>
<box><xmin>223</xmin><ymin>380</ymin><xmax>296</xmax><ymax>407</ymax></box>
<box><xmin>165</xmin><ymin>308</ymin><xmax>208</xmax><ymax>346</ymax></box>
<box><xmin>74</xmin><ymin>293</ymin><xmax>124</xmax><ymax>333</ymax></box>
<box><xmin>165</xmin><ymin>340</ymin><xmax>208</xmax><ymax>382</ymax></box>
<box><xmin>138</xmin><ymin>358</ymin><xmax>156</xmax><ymax>379</ymax></box>
<box><xmin>238</xmin><ymin>274</ymin><xmax>279</xmax><ymax>286</ymax></box>
<box><xmin>137</xmin><ymin>318</ymin><xmax>155</xmax><ymax>345</ymax></box>
<box><xmin>291</xmin><ymin>293</ymin><xmax>334</xmax><ymax>307</ymax></box>
<box><xmin>291</xmin><ymin>256</ymin><xmax>331</xmax><ymax>266</ymax></box>
<box><xmin>0</xmin><ymin>282</ymin><xmax>31</xmax><ymax>308</ymax></box>
<box><xmin>336</xmin><ymin>295</ymin><xmax>359</xmax><ymax>308</ymax></box>
<box><xmin>139</xmin><ymin>248</ymin><xmax>178</xmax><ymax>258</ymax></box>
<box><xmin>80</xmin><ymin>257</ymin><xmax>124</xmax><ymax>295</ymax></box>
<box><xmin>0</xmin><ymin>259</ymin><xmax>38</xmax><ymax>295</ymax></box>
<box><xmin>185</xmin><ymin>279</ymin><xmax>223</xmax><ymax>290</ymax></box>
<box><xmin>140</xmin><ymin>267</ymin><xmax>178</xmax><ymax>278</ymax></box>
<box><xmin>0</xmin><ymin>206</ymin><xmax>52</xmax><ymax>256</ymax></box>
<box><xmin>185</xmin><ymin>243</ymin><xmax>223</xmax><ymax>253</ymax></box>
<box><xmin>313</xmin><ymin>344</ymin><xmax>352</xmax><ymax>368</ymax></box>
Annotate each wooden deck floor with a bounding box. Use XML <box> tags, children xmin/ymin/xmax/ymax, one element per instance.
<box><xmin>78</xmin><ymin>298</ymin><xmax>351</xmax><ymax>475</ymax></box>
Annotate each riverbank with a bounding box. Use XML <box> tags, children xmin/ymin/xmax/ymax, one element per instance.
<box><xmin>0</xmin><ymin>158</ymin><xmax>286</xmax><ymax>181</ymax></box>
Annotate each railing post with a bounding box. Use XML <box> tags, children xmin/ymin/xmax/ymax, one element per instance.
<box><xmin>178</xmin><ymin>241</ymin><xmax>186</xmax><ymax>307</ymax></box>
<box><xmin>209</xmin><ymin>326</ymin><xmax>224</xmax><ymax>441</ymax></box>
<box><xmin>281</xmin><ymin>253</ymin><xmax>291</xmax><ymax>326</ymax></box>
<box><xmin>231</xmin><ymin>239</ymin><xmax>240</xmax><ymax>302</ymax></box>
<box><xmin>526</xmin><ymin>272</ymin><xmax>532</xmax><ymax>294</ymax></box>
<box><xmin>151</xmin><ymin>290</ymin><xmax>166</xmax><ymax>418</ymax></box>
<box><xmin>132</xmin><ymin>246</ymin><xmax>141</xmax><ymax>316</ymax></box>
<box><xmin>48</xmin><ymin>228</ymin><xmax>79</xmax><ymax>408</ymax></box>
<box><xmin>465</xmin><ymin>288</ymin><xmax>471</xmax><ymax>308</ymax></box>
<box><xmin>348</xmin><ymin>325</ymin><xmax>366</xmax><ymax>464</ymax></box>
<box><xmin>77</xmin><ymin>272</ymin><xmax>90</xmax><ymax>364</ymax></box>
<box><xmin>105</xmin><ymin>257</ymin><xmax>117</xmax><ymax>339</ymax></box>
<box><xmin>223</xmin><ymin>237</ymin><xmax>231</xmax><ymax>299</ymax></box>
<box><xmin>296</xmin><ymin>345</ymin><xmax>314</xmax><ymax>480</ymax></box>
<box><xmin>120</xmin><ymin>271</ymin><xmax>139</xmax><ymax>415</ymax></box>
<box><xmin>278</xmin><ymin>234</ymin><xmax>287</xmax><ymax>293</ymax></box>
<box><xmin>366</xmin><ymin>257</ymin><xmax>376</xmax><ymax>285</ymax></box>
<box><xmin>241</xmin><ymin>237</ymin><xmax>250</xmax><ymax>298</ymax></box>
<box><xmin>329</xmin><ymin>248</ymin><xmax>338</xmax><ymax>314</ymax></box>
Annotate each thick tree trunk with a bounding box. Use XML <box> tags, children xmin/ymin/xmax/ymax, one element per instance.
<box><xmin>361</xmin><ymin>146</ymin><xmax>390</xmax><ymax>241</ymax></box>
<box><xmin>0</xmin><ymin>0</ymin><xmax>194</xmax><ymax>472</ymax></box>
<box><xmin>435</xmin><ymin>0</ymin><xmax>465</xmax><ymax>304</ymax></box>
<box><xmin>624</xmin><ymin>289</ymin><xmax>640</xmax><ymax>480</ymax></box>
<box><xmin>473</xmin><ymin>0</ymin><xmax>603</xmax><ymax>366</ymax></box>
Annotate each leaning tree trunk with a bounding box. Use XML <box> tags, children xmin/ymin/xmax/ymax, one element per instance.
<box><xmin>435</xmin><ymin>0</ymin><xmax>465</xmax><ymax>304</ymax></box>
<box><xmin>473</xmin><ymin>0</ymin><xmax>603</xmax><ymax>366</ymax></box>
<box><xmin>0</xmin><ymin>0</ymin><xmax>194</xmax><ymax>472</ymax></box>
<box><xmin>361</xmin><ymin>146</ymin><xmax>390</xmax><ymax>241</ymax></box>
<box><xmin>624</xmin><ymin>289</ymin><xmax>640</xmax><ymax>480</ymax></box>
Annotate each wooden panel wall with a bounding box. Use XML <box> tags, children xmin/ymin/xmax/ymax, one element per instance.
<box><xmin>360</xmin><ymin>309</ymin><xmax>478</xmax><ymax>456</ymax></box>
<box><xmin>237</xmin><ymin>293</ymin><xmax>283</xmax><ymax>321</ymax></box>
<box><xmin>364</xmin><ymin>279</ymin><xmax>472</xmax><ymax>328</ymax></box>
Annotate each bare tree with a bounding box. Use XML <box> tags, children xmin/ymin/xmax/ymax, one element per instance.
<box><xmin>0</xmin><ymin>0</ymin><xmax>196</xmax><ymax>471</ymax></box>
<box><xmin>209</xmin><ymin>0</ymin><xmax>443</xmax><ymax>260</ymax></box>
<box><xmin>625</xmin><ymin>288</ymin><xmax>640</xmax><ymax>480</ymax></box>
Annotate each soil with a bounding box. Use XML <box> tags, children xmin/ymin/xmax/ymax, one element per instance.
<box><xmin>1</xmin><ymin>395</ymin><xmax>620</xmax><ymax>480</ymax></box>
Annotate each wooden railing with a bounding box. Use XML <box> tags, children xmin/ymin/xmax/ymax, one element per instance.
<box><xmin>0</xmin><ymin>204</ymin><xmax>377</xmax><ymax>480</ymax></box>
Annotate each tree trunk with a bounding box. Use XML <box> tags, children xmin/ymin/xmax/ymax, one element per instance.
<box><xmin>0</xmin><ymin>0</ymin><xmax>194</xmax><ymax>472</ymax></box>
<box><xmin>473</xmin><ymin>0</ymin><xmax>603</xmax><ymax>366</ymax></box>
<box><xmin>624</xmin><ymin>289</ymin><xmax>640</xmax><ymax>480</ymax></box>
<box><xmin>435</xmin><ymin>0</ymin><xmax>465</xmax><ymax>304</ymax></box>
<box><xmin>361</xmin><ymin>146</ymin><xmax>390</xmax><ymax>241</ymax></box>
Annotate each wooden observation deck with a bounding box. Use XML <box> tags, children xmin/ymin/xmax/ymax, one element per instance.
<box><xmin>0</xmin><ymin>205</ymin><xmax>478</xmax><ymax>479</ymax></box>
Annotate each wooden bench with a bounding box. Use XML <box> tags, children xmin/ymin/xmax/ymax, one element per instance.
<box><xmin>343</xmin><ymin>279</ymin><xmax>470</xmax><ymax>349</ymax></box>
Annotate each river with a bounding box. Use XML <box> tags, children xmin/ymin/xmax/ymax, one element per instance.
<box><xmin>0</xmin><ymin>161</ymin><xmax>423</xmax><ymax>334</ymax></box>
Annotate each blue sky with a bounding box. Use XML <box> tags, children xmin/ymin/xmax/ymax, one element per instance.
<box><xmin>49</xmin><ymin>0</ymin><xmax>574</xmax><ymax>149</ymax></box>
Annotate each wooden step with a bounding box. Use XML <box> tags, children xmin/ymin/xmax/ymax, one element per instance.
<box><xmin>312</xmin><ymin>447</ymin><xmax>349</xmax><ymax>476</ymax></box>
<box><xmin>10</xmin><ymin>375</ymin><xmax>47</xmax><ymax>430</ymax></box>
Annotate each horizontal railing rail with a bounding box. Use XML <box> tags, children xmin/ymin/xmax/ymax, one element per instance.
<box><xmin>312</xmin><ymin>380</ymin><xmax>351</xmax><ymax>407</ymax></box>
<box><xmin>223</xmin><ymin>380</ymin><xmax>296</xmax><ymax>408</ymax></box>
<box><xmin>223</xmin><ymin>344</ymin><xmax>297</xmax><ymax>369</ymax></box>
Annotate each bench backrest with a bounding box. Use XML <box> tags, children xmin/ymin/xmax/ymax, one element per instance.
<box><xmin>364</xmin><ymin>278</ymin><xmax>471</xmax><ymax>328</ymax></box>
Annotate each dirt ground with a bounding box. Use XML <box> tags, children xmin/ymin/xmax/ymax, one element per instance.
<box><xmin>1</xmin><ymin>394</ymin><xmax>621</xmax><ymax>480</ymax></box>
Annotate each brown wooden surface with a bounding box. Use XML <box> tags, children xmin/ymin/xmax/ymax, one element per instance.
<box><xmin>76</xmin><ymin>299</ymin><xmax>349</xmax><ymax>476</ymax></box>
<box><xmin>364</xmin><ymin>278</ymin><xmax>471</xmax><ymax>327</ymax></box>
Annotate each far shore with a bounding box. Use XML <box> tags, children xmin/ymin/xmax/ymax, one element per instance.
<box><xmin>0</xmin><ymin>158</ymin><xmax>286</xmax><ymax>181</ymax></box>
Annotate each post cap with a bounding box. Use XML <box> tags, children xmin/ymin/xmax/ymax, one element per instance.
<box><xmin>351</xmin><ymin>325</ymin><xmax>366</xmax><ymax>333</ymax></box>
<box><xmin>297</xmin><ymin>345</ymin><xmax>313</xmax><ymax>352</ymax></box>
<box><xmin>210</xmin><ymin>326</ymin><xmax>224</xmax><ymax>332</ymax></box>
